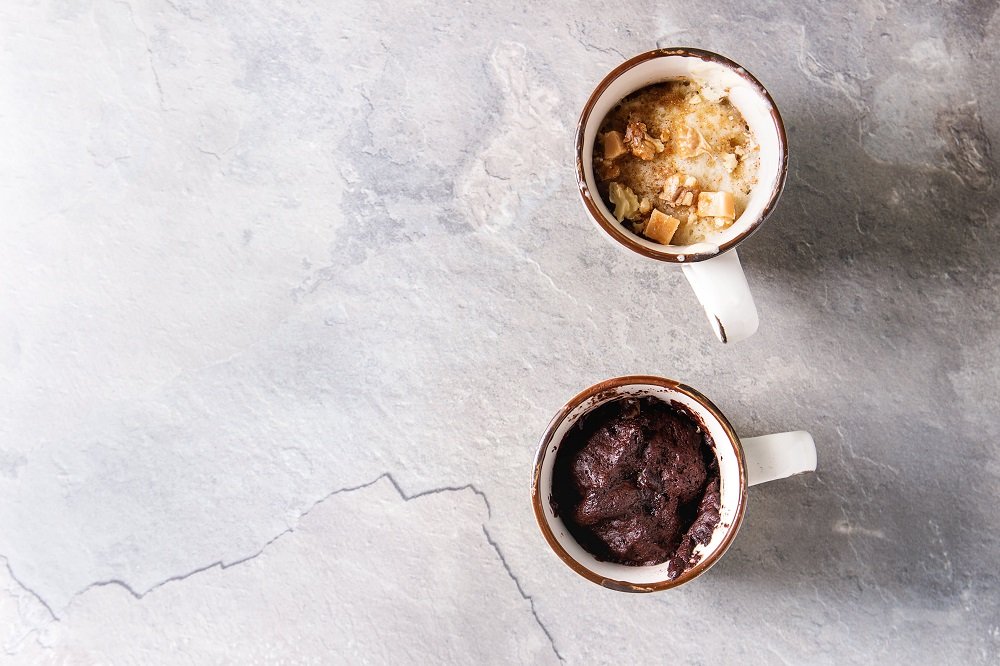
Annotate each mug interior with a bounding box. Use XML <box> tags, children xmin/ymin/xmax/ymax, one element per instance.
<box><xmin>532</xmin><ymin>377</ymin><xmax>747</xmax><ymax>591</ymax></box>
<box><xmin>578</xmin><ymin>49</ymin><xmax>786</xmax><ymax>262</ymax></box>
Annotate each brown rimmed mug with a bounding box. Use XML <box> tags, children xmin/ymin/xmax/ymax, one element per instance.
<box><xmin>531</xmin><ymin>376</ymin><xmax>815</xmax><ymax>592</ymax></box>
<box><xmin>575</xmin><ymin>48</ymin><xmax>788</xmax><ymax>343</ymax></box>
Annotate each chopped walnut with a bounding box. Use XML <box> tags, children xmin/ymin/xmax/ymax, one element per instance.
<box><xmin>659</xmin><ymin>173</ymin><xmax>701</xmax><ymax>207</ymax></box>
<box><xmin>608</xmin><ymin>182</ymin><xmax>640</xmax><ymax>221</ymax></box>
<box><xmin>624</xmin><ymin>116</ymin><xmax>665</xmax><ymax>161</ymax></box>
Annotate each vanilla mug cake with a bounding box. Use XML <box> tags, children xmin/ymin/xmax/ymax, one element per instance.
<box><xmin>593</xmin><ymin>79</ymin><xmax>760</xmax><ymax>247</ymax></box>
<box><xmin>575</xmin><ymin>48</ymin><xmax>788</xmax><ymax>343</ymax></box>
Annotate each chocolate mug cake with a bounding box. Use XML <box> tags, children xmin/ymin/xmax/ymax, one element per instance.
<box><xmin>550</xmin><ymin>396</ymin><xmax>721</xmax><ymax>578</ymax></box>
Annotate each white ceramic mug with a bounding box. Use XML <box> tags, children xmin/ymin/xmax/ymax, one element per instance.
<box><xmin>531</xmin><ymin>376</ymin><xmax>816</xmax><ymax>591</ymax></box>
<box><xmin>575</xmin><ymin>48</ymin><xmax>788</xmax><ymax>343</ymax></box>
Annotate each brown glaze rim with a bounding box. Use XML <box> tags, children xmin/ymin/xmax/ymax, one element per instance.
<box><xmin>530</xmin><ymin>375</ymin><xmax>749</xmax><ymax>592</ymax></box>
<box><xmin>575</xmin><ymin>47</ymin><xmax>789</xmax><ymax>263</ymax></box>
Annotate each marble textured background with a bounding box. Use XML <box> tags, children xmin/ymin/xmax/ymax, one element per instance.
<box><xmin>2</xmin><ymin>0</ymin><xmax>999</xmax><ymax>663</ymax></box>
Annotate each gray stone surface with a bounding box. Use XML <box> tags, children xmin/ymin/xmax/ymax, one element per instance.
<box><xmin>1</xmin><ymin>0</ymin><xmax>998</xmax><ymax>663</ymax></box>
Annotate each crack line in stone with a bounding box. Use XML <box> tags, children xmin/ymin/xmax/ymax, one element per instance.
<box><xmin>481</xmin><ymin>526</ymin><xmax>564</xmax><ymax>662</ymax></box>
<box><xmin>2</xmin><ymin>475</ymin><xmax>560</xmax><ymax>661</ymax></box>
<box><xmin>0</xmin><ymin>472</ymin><xmax>565</xmax><ymax>662</ymax></box>
<box><xmin>1</xmin><ymin>556</ymin><xmax>59</xmax><ymax>622</ymax></box>
<box><xmin>2</xmin><ymin>473</ymin><xmax>492</xmax><ymax>620</ymax></box>
<box><xmin>114</xmin><ymin>0</ymin><xmax>168</xmax><ymax>111</ymax></box>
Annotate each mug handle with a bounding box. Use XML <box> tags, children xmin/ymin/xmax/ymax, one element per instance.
<box><xmin>740</xmin><ymin>431</ymin><xmax>817</xmax><ymax>486</ymax></box>
<box><xmin>681</xmin><ymin>250</ymin><xmax>759</xmax><ymax>343</ymax></box>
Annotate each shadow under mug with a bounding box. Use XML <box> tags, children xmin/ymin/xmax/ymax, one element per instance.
<box><xmin>575</xmin><ymin>48</ymin><xmax>789</xmax><ymax>343</ymax></box>
<box><xmin>531</xmin><ymin>376</ymin><xmax>816</xmax><ymax>592</ymax></box>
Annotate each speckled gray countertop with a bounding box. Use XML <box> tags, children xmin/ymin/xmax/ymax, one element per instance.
<box><xmin>1</xmin><ymin>1</ymin><xmax>998</xmax><ymax>663</ymax></box>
